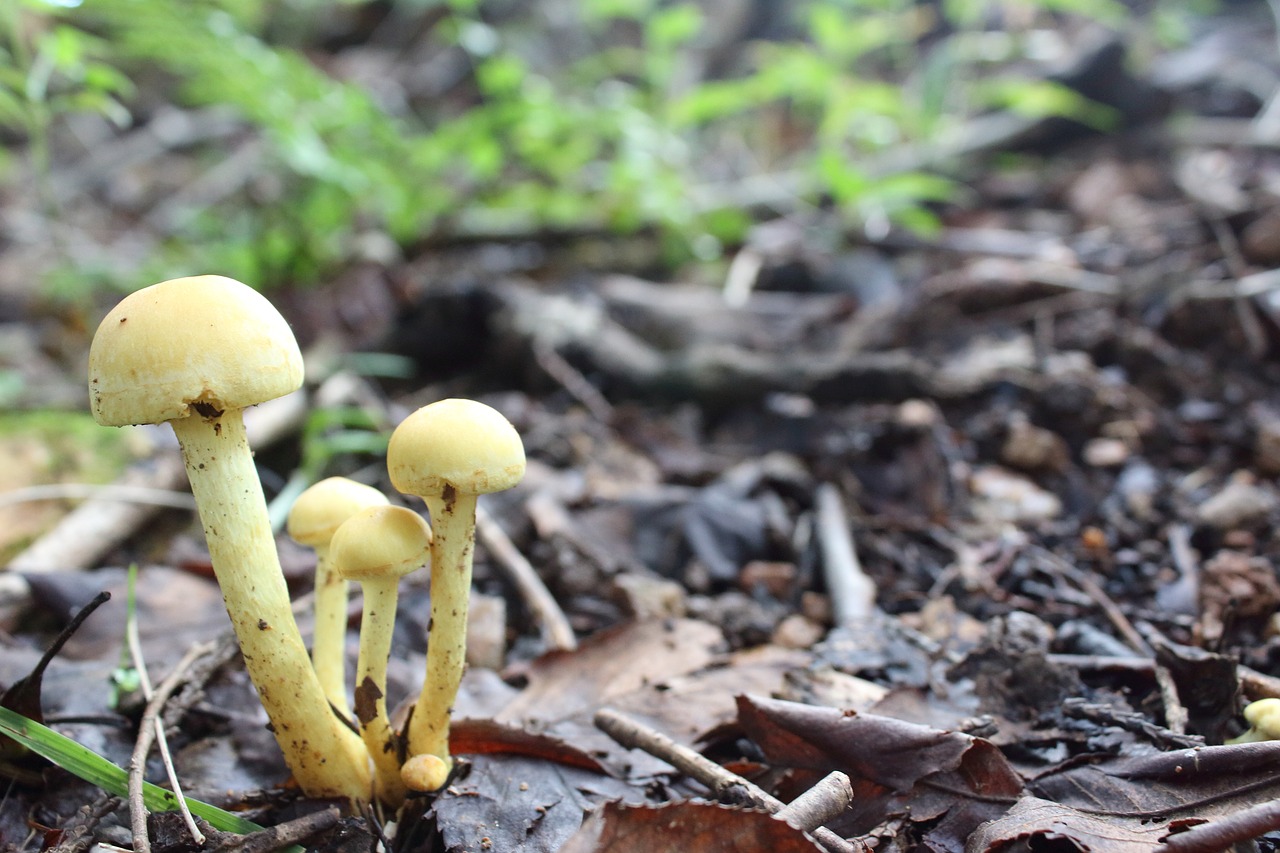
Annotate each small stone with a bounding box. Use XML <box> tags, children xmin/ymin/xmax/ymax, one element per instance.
<box><xmin>1197</xmin><ymin>474</ymin><xmax>1278</xmax><ymax>530</ymax></box>
<box><xmin>739</xmin><ymin>561</ymin><xmax>797</xmax><ymax>598</ymax></box>
<box><xmin>968</xmin><ymin>465</ymin><xmax>1062</xmax><ymax>525</ymax></box>
<box><xmin>772</xmin><ymin>614</ymin><xmax>825</xmax><ymax>649</ymax></box>
<box><xmin>1002</xmin><ymin>418</ymin><xmax>1069</xmax><ymax>473</ymax></box>
<box><xmin>1083</xmin><ymin>437</ymin><xmax>1131</xmax><ymax>468</ymax></box>
<box><xmin>612</xmin><ymin>573</ymin><xmax>686</xmax><ymax>619</ymax></box>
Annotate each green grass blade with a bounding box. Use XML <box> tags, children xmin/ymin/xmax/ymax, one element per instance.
<box><xmin>0</xmin><ymin>704</ymin><xmax>263</xmax><ymax>834</ymax></box>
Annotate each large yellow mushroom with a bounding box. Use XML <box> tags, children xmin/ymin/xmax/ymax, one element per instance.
<box><xmin>88</xmin><ymin>275</ymin><xmax>371</xmax><ymax>803</ymax></box>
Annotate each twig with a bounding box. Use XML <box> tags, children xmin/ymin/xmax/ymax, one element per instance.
<box><xmin>206</xmin><ymin>807</ymin><xmax>341</xmax><ymax>853</ymax></box>
<box><xmin>475</xmin><ymin>504</ymin><xmax>576</xmax><ymax>651</ymax></box>
<box><xmin>1061</xmin><ymin>698</ymin><xmax>1202</xmax><ymax>750</ymax></box>
<box><xmin>1034</xmin><ymin>547</ymin><xmax>1190</xmax><ymax>734</ymax></box>
<box><xmin>774</xmin><ymin>772</ymin><xmax>853</xmax><ymax>832</ymax></box>
<box><xmin>127</xmin><ymin>641</ymin><xmax>217</xmax><ymax>852</ymax></box>
<box><xmin>1160</xmin><ymin>798</ymin><xmax>1280</xmax><ymax>853</ymax></box>
<box><xmin>814</xmin><ymin>484</ymin><xmax>876</xmax><ymax>629</ymax></box>
<box><xmin>0</xmin><ymin>482</ymin><xmax>196</xmax><ymax>510</ymax></box>
<box><xmin>8</xmin><ymin>392</ymin><xmax>306</xmax><ymax>574</ymax></box>
<box><xmin>533</xmin><ymin>340</ymin><xmax>615</xmax><ymax>423</ymax></box>
<box><xmin>45</xmin><ymin>794</ymin><xmax>120</xmax><ymax>853</ymax></box>
<box><xmin>6</xmin><ymin>452</ymin><xmax>189</xmax><ymax>573</ymax></box>
<box><xmin>594</xmin><ymin>708</ymin><xmax>860</xmax><ymax>853</ymax></box>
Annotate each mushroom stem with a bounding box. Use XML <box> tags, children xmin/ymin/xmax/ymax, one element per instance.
<box><xmin>406</xmin><ymin>490</ymin><xmax>478</xmax><ymax>766</ymax></box>
<box><xmin>169</xmin><ymin>412</ymin><xmax>371</xmax><ymax>802</ymax></box>
<box><xmin>354</xmin><ymin>579</ymin><xmax>408</xmax><ymax>805</ymax></box>
<box><xmin>311</xmin><ymin>546</ymin><xmax>349</xmax><ymax>716</ymax></box>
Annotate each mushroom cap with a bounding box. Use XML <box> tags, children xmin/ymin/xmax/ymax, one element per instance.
<box><xmin>330</xmin><ymin>505</ymin><xmax>432</xmax><ymax>582</ymax></box>
<box><xmin>387</xmin><ymin>399</ymin><xmax>526</xmax><ymax>498</ymax></box>
<box><xmin>288</xmin><ymin>477</ymin><xmax>390</xmax><ymax>549</ymax></box>
<box><xmin>1244</xmin><ymin>698</ymin><xmax>1280</xmax><ymax>734</ymax></box>
<box><xmin>88</xmin><ymin>275</ymin><xmax>305</xmax><ymax>426</ymax></box>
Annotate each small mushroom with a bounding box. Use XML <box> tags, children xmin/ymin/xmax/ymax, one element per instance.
<box><xmin>330</xmin><ymin>505</ymin><xmax>432</xmax><ymax>806</ymax></box>
<box><xmin>400</xmin><ymin>753</ymin><xmax>450</xmax><ymax>794</ymax></box>
<box><xmin>88</xmin><ymin>275</ymin><xmax>371</xmax><ymax>803</ymax></box>
<box><xmin>1229</xmin><ymin>698</ymin><xmax>1280</xmax><ymax>744</ymax></box>
<box><xmin>387</xmin><ymin>398</ymin><xmax>525</xmax><ymax>779</ymax></box>
<box><xmin>287</xmin><ymin>477</ymin><xmax>389</xmax><ymax>719</ymax></box>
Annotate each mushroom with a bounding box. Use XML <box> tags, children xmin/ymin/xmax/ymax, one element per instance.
<box><xmin>1229</xmin><ymin>698</ymin><xmax>1280</xmax><ymax>744</ymax></box>
<box><xmin>387</xmin><ymin>398</ymin><xmax>525</xmax><ymax>780</ymax></box>
<box><xmin>287</xmin><ymin>476</ymin><xmax>389</xmax><ymax>719</ymax></box>
<box><xmin>330</xmin><ymin>504</ymin><xmax>432</xmax><ymax>806</ymax></box>
<box><xmin>88</xmin><ymin>275</ymin><xmax>371</xmax><ymax>803</ymax></box>
<box><xmin>400</xmin><ymin>753</ymin><xmax>450</xmax><ymax>794</ymax></box>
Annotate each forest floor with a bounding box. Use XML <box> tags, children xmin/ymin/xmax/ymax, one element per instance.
<box><xmin>7</xmin><ymin>2</ymin><xmax>1280</xmax><ymax>852</ymax></box>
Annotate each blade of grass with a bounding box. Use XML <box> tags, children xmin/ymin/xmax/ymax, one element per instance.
<box><xmin>0</xmin><ymin>703</ymin><xmax>266</xmax><ymax>835</ymax></box>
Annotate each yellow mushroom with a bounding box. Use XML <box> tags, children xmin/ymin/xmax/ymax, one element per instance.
<box><xmin>387</xmin><ymin>399</ymin><xmax>525</xmax><ymax>780</ymax></box>
<box><xmin>88</xmin><ymin>275</ymin><xmax>371</xmax><ymax>803</ymax></box>
<box><xmin>1229</xmin><ymin>698</ymin><xmax>1280</xmax><ymax>744</ymax></box>
<box><xmin>287</xmin><ymin>476</ymin><xmax>389</xmax><ymax>719</ymax></box>
<box><xmin>330</xmin><ymin>504</ymin><xmax>432</xmax><ymax>806</ymax></box>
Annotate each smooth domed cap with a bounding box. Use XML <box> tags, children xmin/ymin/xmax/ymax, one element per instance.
<box><xmin>331</xmin><ymin>506</ymin><xmax>431</xmax><ymax>582</ymax></box>
<box><xmin>288</xmin><ymin>477</ymin><xmax>389</xmax><ymax>549</ymax></box>
<box><xmin>1245</xmin><ymin>698</ymin><xmax>1280</xmax><ymax>732</ymax></box>
<box><xmin>88</xmin><ymin>275</ymin><xmax>304</xmax><ymax>427</ymax></box>
<box><xmin>388</xmin><ymin>399</ymin><xmax>526</xmax><ymax>498</ymax></box>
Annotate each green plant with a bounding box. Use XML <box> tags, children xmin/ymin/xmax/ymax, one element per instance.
<box><xmin>0</xmin><ymin>704</ymin><xmax>282</xmax><ymax>840</ymax></box>
<box><xmin>0</xmin><ymin>1</ymin><xmax>133</xmax><ymax>184</ymax></box>
<box><xmin>15</xmin><ymin>0</ymin><xmax>1163</xmax><ymax>295</ymax></box>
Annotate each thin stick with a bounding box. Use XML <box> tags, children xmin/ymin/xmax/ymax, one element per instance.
<box><xmin>815</xmin><ymin>484</ymin><xmax>876</xmax><ymax>628</ymax></box>
<box><xmin>211</xmin><ymin>807</ymin><xmax>341</xmax><ymax>852</ymax></box>
<box><xmin>127</xmin><ymin>637</ymin><xmax>215</xmax><ymax>852</ymax></box>
<box><xmin>0</xmin><ymin>482</ymin><xmax>196</xmax><ymax>509</ymax></box>
<box><xmin>594</xmin><ymin>708</ymin><xmax>860</xmax><ymax>853</ymax></box>
<box><xmin>533</xmin><ymin>340</ymin><xmax>615</xmax><ymax>423</ymax></box>
<box><xmin>1160</xmin><ymin>798</ymin><xmax>1280</xmax><ymax>853</ymax></box>
<box><xmin>475</xmin><ymin>504</ymin><xmax>577</xmax><ymax>651</ymax></box>
<box><xmin>774</xmin><ymin>772</ymin><xmax>853</xmax><ymax>832</ymax></box>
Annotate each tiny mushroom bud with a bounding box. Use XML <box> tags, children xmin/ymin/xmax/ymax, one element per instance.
<box><xmin>388</xmin><ymin>399</ymin><xmax>525</xmax><ymax>772</ymax></box>
<box><xmin>330</xmin><ymin>504</ymin><xmax>432</xmax><ymax>806</ymax></box>
<box><xmin>88</xmin><ymin>275</ymin><xmax>371</xmax><ymax>803</ymax></box>
<box><xmin>1229</xmin><ymin>698</ymin><xmax>1280</xmax><ymax>744</ymax></box>
<box><xmin>401</xmin><ymin>753</ymin><xmax>450</xmax><ymax>793</ymax></box>
<box><xmin>287</xmin><ymin>477</ymin><xmax>389</xmax><ymax>719</ymax></box>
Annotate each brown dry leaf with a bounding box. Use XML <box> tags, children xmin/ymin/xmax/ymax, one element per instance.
<box><xmin>450</xmin><ymin>718</ymin><xmax>609</xmax><ymax>773</ymax></box>
<box><xmin>488</xmin><ymin>620</ymin><xmax>808</xmax><ymax>782</ymax></box>
<box><xmin>735</xmin><ymin>694</ymin><xmax>1024</xmax><ymax>839</ymax></box>
<box><xmin>431</xmin><ymin>754</ymin><xmax>635</xmax><ymax>853</ymax></box>
<box><xmin>966</xmin><ymin>796</ymin><xmax>1173</xmax><ymax>853</ymax></box>
<box><xmin>1030</xmin><ymin>740</ymin><xmax>1280</xmax><ymax>822</ymax></box>
<box><xmin>559</xmin><ymin>800</ymin><xmax>824</xmax><ymax>853</ymax></box>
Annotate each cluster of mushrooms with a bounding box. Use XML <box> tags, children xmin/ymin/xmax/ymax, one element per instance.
<box><xmin>87</xmin><ymin>275</ymin><xmax>526</xmax><ymax>808</ymax></box>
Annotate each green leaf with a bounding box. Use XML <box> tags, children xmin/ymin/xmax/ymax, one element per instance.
<box><xmin>0</xmin><ymin>704</ymin><xmax>274</xmax><ymax>838</ymax></box>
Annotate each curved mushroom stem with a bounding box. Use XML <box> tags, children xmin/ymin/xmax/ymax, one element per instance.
<box><xmin>405</xmin><ymin>490</ymin><xmax>478</xmax><ymax>767</ymax></box>
<box><xmin>311</xmin><ymin>544</ymin><xmax>351</xmax><ymax>717</ymax></box>
<box><xmin>169</xmin><ymin>411</ymin><xmax>371</xmax><ymax>802</ymax></box>
<box><xmin>353</xmin><ymin>579</ymin><xmax>408</xmax><ymax>806</ymax></box>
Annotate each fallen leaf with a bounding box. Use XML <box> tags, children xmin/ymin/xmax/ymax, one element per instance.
<box><xmin>432</xmin><ymin>754</ymin><xmax>632</xmax><ymax>853</ymax></box>
<box><xmin>559</xmin><ymin>800</ymin><xmax>825</xmax><ymax>853</ymax></box>
<box><xmin>966</xmin><ymin>796</ymin><xmax>1172</xmax><ymax>853</ymax></box>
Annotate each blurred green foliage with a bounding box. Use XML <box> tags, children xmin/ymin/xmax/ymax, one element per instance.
<box><xmin>0</xmin><ymin>0</ymin><xmax>1207</xmax><ymax>294</ymax></box>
